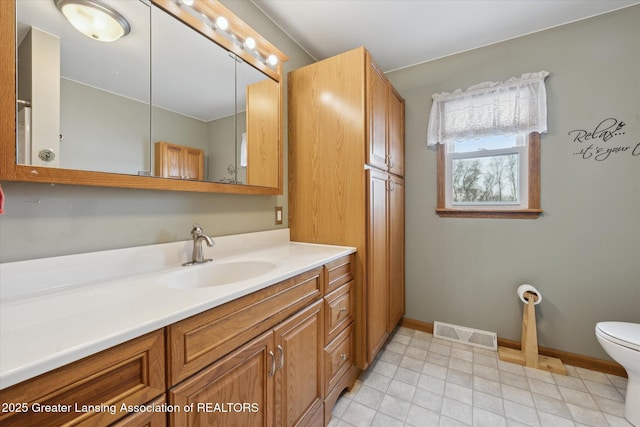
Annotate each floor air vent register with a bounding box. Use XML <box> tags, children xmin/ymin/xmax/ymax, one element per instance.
<box><xmin>433</xmin><ymin>321</ymin><xmax>498</xmax><ymax>351</ymax></box>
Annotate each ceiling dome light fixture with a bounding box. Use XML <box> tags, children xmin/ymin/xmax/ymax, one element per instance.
<box><xmin>54</xmin><ymin>0</ymin><xmax>131</xmax><ymax>42</ymax></box>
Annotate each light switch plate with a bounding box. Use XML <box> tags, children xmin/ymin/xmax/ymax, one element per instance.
<box><xmin>275</xmin><ymin>206</ymin><xmax>283</xmax><ymax>225</ymax></box>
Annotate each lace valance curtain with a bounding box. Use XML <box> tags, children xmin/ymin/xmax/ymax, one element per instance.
<box><xmin>427</xmin><ymin>71</ymin><xmax>549</xmax><ymax>146</ymax></box>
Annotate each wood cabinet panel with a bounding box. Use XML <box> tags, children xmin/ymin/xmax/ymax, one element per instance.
<box><xmin>169</xmin><ymin>331</ymin><xmax>274</xmax><ymax>427</ymax></box>
<box><xmin>324</xmin><ymin>281</ymin><xmax>353</xmax><ymax>343</ymax></box>
<box><xmin>387</xmin><ymin>85</ymin><xmax>405</xmax><ymax>176</ymax></box>
<box><xmin>0</xmin><ymin>330</ymin><xmax>165</xmax><ymax>427</ymax></box>
<box><xmin>366</xmin><ymin>169</ymin><xmax>390</xmax><ymax>361</ymax></box>
<box><xmin>388</xmin><ymin>175</ymin><xmax>405</xmax><ymax>330</ymax></box>
<box><xmin>167</xmin><ymin>268</ymin><xmax>322</xmax><ymax>386</ymax></box>
<box><xmin>323</xmin><ymin>254</ymin><xmax>354</xmax><ymax>295</ymax></box>
<box><xmin>287</xmin><ymin>48</ymin><xmax>366</xmax><ymax>248</ymax></box>
<box><xmin>154</xmin><ymin>142</ymin><xmax>204</xmax><ymax>181</ymax></box>
<box><xmin>323</xmin><ymin>324</ymin><xmax>354</xmax><ymax>395</ymax></box>
<box><xmin>111</xmin><ymin>396</ymin><xmax>167</xmax><ymax>427</ymax></box>
<box><xmin>182</xmin><ymin>148</ymin><xmax>205</xmax><ymax>181</ymax></box>
<box><xmin>169</xmin><ymin>297</ymin><xmax>324</xmax><ymax>427</ymax></box>
<box><xmin>366</xmin><ymin>57</ymin><xmax>388</xmax><ymax>171</ymax></box>
<box><xmin>246</xmin><ymin>78</ymin><xmax>280</xmax><ymax>188</ymax></box>
<box><xmin>274</xmin><ymin>300</ymin><xmax>324</xmax><ymax>427</ymax></box>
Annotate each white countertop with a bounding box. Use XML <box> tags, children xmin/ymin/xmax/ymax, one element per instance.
<box><xmin>0</xmin><ymin>229</ymin><xmax>355</xmax><ymax>390</ymax></box>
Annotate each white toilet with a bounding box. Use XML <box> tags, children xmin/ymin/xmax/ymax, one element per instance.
<box><xmin>595</xmin><ymin>321</ymin><xmax>640</xmax><ymax>426</ymax></box>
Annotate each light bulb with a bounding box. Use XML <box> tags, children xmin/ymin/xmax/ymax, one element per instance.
<box><xmin>243</xmin><ymin>37</ymin><xmax>256</xmax><ymax>50</ymax></box>
<box><xmin>267</xmin><ymin>54</ymin><xmax>278</xmax><ymax>66</ymax></box>
<box><xmin>180</xmin><ymin>0</ymin><xmax>194</xmax><ymax>5</ymax></box>
<box><xmin>215</xmin><ymin>16</ymin><xmax>229</xmax><ymax>31</ymax></box>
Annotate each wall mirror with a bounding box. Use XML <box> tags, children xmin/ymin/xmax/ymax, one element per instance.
<box><xmin>2</xmin><ymin>0</ymin><xmax>287</xmax><ymax>194</ymax></box>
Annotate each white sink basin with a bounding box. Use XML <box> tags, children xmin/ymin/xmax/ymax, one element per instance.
<box><xmin>163</xmin><ymin>260</ymin><xmax>278</xmax><ymax>289</ymax></box>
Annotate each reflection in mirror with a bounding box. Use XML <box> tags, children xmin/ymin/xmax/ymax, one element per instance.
<box><xmin>237</xmin><ymin>61</ymin><xmax>280</xmax><ymax>188</ymax></box>
<box><xmin>11</xmin><ymin>0</ymin><xmax>286</xmax><ymax>191</ymax></box>
<box><xmin>15</xmin><ymin>0</ymin><xmax>151</xmax><ymax>175</ymax></box>
<box><xmin>151</xmin><ymin>4</ymin><xmax>236</xmax><ymax>183</ymax></box>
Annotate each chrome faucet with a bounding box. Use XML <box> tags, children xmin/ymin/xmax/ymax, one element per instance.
<box><xmin>182</xmin><ymin>224</ymin><xmax>215</xmax><ymax>266</ymax></box>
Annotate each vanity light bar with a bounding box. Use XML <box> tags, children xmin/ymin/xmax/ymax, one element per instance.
<box><xmin>167</xmin><ymin>0</ymin><xmax>286</xmax><ymax>76</ymax></box>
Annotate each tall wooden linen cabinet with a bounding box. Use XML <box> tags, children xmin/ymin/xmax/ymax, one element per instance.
<box><xmin>288</xmin><ymin>46</ymin><xmax>405</xmax><ymax>376</ymax></box>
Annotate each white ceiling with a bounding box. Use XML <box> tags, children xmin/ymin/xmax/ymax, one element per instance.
<box><xmin>251</xmin><ymin>0</ymin><xmax>639</xmax><ymax>72</ymax></box>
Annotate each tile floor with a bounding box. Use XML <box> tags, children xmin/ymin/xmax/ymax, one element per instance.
<box><xmin>328</xmin><ymin>326</ymin><xmax>632</xmax><ymax>427</ymax></box>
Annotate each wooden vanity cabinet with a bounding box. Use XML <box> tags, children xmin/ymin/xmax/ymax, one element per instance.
<box><xmin>166</xmin><ymin>268</ymin><xmax>322</xmax><ymax>386</ymax></box>
<box><xmin>321</xmin><ymin>255</ymin><xmax>359</xmax><ymax>423</ymax></box>
<box><xmin>167</xmin><ymin>268</ymin><xmax>325</xmax><ymax>427</ymax></box>
<box><xmin>289</xmin><ymin>46</ymin><xmax>405</xmax><ymax>370</ymax></box>
<box><xmin>0</xmin><ymin>330</ymin><xmax>166</xmax><ymax>427</ymax></box>
<box><xmin>0</xmin><ymin>259</ymin><xmax>354</xmax><ymax>427</ymax></box>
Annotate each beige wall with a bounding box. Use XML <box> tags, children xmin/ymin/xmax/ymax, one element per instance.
<box><xmin>388</xmin><ymin>5</ymin><xmax>640</xmax><ymax>359</ymax></box>
<box><xmin>0</xmin><ymin>0</ymin><xmax>314</xmax><ymax>263</ymax></box>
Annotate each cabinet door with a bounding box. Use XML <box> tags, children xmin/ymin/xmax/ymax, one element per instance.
<box><xmin>182</xmin><ymin>147</ymin><xmax>204</xmax><ymax>181</ymax></box>
<box><xmin>366</xmin><ymin>169</ymin><xmax>389</xmax><ymax>363</ymax></box>
<box><xmin>0</xmin><ymin>330</ymin><xmax>165</xmax><ymax>427</ymax></box>
<box><xmin>163</xmin><ymin>143</ymin><xmax>185</xmax><ymax>179</ymax></box>
<box><xmin>246</xmin><ymin>78</ymin><xmax>279</xmax><ymax>188</ymax></box>
<box><xmin>387</xmin><ymin>85</ymin><xmax>405</xmax><ymax>177</ymax></box>
<box><xmin>366</xmin><ymin>56</ymin><xmax>388</xmax><ymax>171</ymax></box>
<box><xmin>388</xmin><ymin>175</ymin><xmax>405</xmax><ymax>329</ymax></box>
<box><xmin>169</xmin><ymin>331</ymin><xmax>274</xmax><ymax>427</ymax></box>
<box><xmin>274</xmin><ymin>300</ymin><xmax>324</xmax><ymax>427</ymax></box>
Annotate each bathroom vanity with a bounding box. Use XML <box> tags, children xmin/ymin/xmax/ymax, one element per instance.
<box><xmin>0</xmin><ymin>230</ymin><xmax>357</xmax><ymax>426</ymax></box>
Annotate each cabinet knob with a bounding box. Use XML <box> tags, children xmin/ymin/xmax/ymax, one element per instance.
<box><xmin>340</xmin><ymin>353</ymin><xmax>347</xmax><ymax>361</ymax></box>
<box><xmin>340</xmin><ymin>307</ymin><xmax>347</xmax><ymax>314</ymax></box>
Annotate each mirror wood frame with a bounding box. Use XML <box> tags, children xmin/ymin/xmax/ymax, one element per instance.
<box><xmin>0</xmin><ymin>0</ymin><xmax>288</xmax><ymax>195</ymax></box>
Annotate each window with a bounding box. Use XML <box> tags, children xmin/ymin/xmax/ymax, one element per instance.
<box><xmin>427</xmin><ymin>71</ymin><xmax>548</xmax><ymax>219</ymax></box>
<box><xmin>437</xmin><ymin>132</ymin><xmax>541</xmax><ymax>218</ymax></box>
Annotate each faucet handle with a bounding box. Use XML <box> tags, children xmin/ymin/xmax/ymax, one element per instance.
<box><xmin>191</xmin><ymin>223</ymin><xmax>203</xmax><ymax>238</ymax></box>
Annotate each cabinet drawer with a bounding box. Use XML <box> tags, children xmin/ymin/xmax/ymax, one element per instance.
<box><xmin>324</xmin><ymin>324</ymin><xmax>354</xmax><ymax>394</ymax></box>
<box><xmin>111</xmin><ymin>396</ymin><xmax>167</xmax><ymax>427</ymax></box>
<box><xmin>324</xmin><ymin>254</ymin><xmax>354</xmax><ymax>295</ymax></box>
<box><xmin>167</xmin><ymin>267</ymin><xmax>322</xmax><ymax>385</ymax></box>
<box><xmin>0</xmin><ymin>330</ymin><xmax>165</xmax><ymax>427</ymax></box>
<box><xmin>324</xmin><ymin>281</ymin><xmax>353</xmax><ymax>343</ymax></box>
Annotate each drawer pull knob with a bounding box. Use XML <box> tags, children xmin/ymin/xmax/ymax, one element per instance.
<box><xmin>340</xmin><ymin>353</ymin><xmax>347</xmax><ymax>361</ymax></box>
<box><xmin>340</xmin><ymin>307</ymin><xmax>347</xmax><ymax>313</ymax></box>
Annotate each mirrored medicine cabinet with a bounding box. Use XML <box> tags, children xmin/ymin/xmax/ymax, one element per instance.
<box><xmin>0</xmin><ymin>0</ymin><xmax>287</xmax><ymax>194</ymax></box>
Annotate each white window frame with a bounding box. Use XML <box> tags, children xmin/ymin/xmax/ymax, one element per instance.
<box><xmin>445</xmin><ymin>134</ymin><xmax>528</xmax><ymax>210</ymax></box>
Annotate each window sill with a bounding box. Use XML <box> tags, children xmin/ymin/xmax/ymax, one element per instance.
<box><xmin>435</xmin><ymin>209</ymin><xmax>543</xmax><ymax>219</ymax></box>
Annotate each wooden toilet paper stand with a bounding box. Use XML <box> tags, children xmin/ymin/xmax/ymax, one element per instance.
<box><xmin>498</xmin><ymin>291</ymin><xmax>567</xmax><ymax>375</ymax></box>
